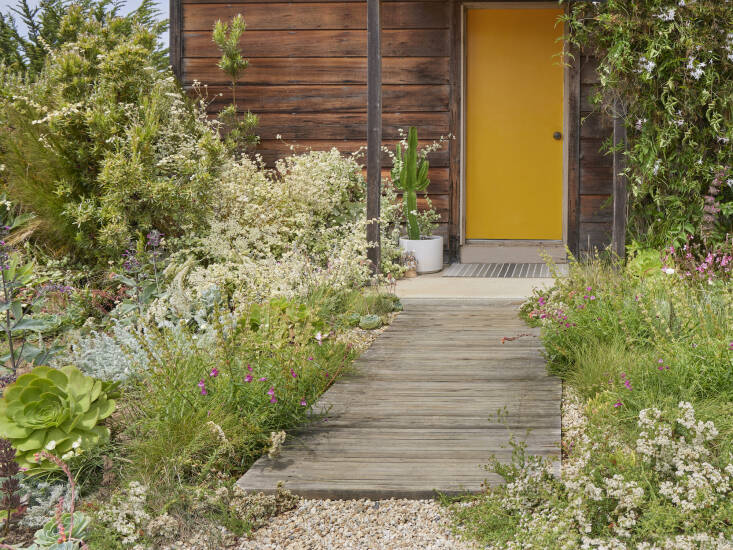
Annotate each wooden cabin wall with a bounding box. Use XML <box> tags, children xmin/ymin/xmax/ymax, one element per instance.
<box><xmin>178</xmin><ymin>0</ymin><xmax>453</xmax><ymax>241</ymax></box>
<box><xmin>576</xmin><ymin>54</ymin><xmax>615</xmax><ymax>255</ymax></box>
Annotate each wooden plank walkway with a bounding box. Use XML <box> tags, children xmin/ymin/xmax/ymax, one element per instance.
<box><xmin>236</xmin><ymin>299</ymin><xmax>561</xmax><ymax>499</ymax></box>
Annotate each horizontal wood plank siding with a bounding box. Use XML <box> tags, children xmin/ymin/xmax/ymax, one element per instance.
<box><xmin>181</xmin><ymin>0</ymin><xmax>451</xmax><ymax>225</ymax></box>
<box><xmin>179</xmin><ymin>1</ymin><xmax>610</xmax><ymax>249</ymax></box>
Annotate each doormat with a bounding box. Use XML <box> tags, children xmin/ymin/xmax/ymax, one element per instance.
<box><xmin>442</xmin><ymin>263</ymin><xmax>567</xmax><ymax>278</ymax></box>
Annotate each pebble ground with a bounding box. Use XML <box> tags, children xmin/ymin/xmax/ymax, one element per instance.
<box><xmin>237</xmin><ymin>498</ymin><xmax>477</xmax><ymax>550</ymax></box>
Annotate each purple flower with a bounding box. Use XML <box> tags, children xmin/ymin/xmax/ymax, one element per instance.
<box><xmin>290</xmin><ymin>368</ymin><xmax>297</xmax><ymax>378</ymax></box>
<box><xmin>245</xmin><ymin>374</ymin><xmax>253</xmax><ymax>383</ymax></box>
<box><xmin>583</xmin><ymin>295</ymin><xmax>589</xmax><ymax>300</ymax></box>
<box><xmin>247</xmin><ymin>364</ymin><xmax>253</xmax><ymax>372</ymax></box>
<box><xmin>258</xmin><ymin>377</ymin><xmax>267</xmax><ymax>382</ymax></box>
<box><xmin>147</xmin><ymin>230</ymin><xmax>163</xmax><ymax>247</ymax></box>
<box><xmin>307</xmin><ymin>356</ymin><xmax>314</xmax><ymax>361</ymax></box>
<box><xmin>210</xmin><ymin>367</ymin><xmax>219</xmax><ymax>377</ymax></box>
<box><xmin>590</xmin><ymin>295</ymin><xmax>596</xmax><ymax>300</ymax></box>
<box><xmin>315</xmin><ymin>332</ymin><xmax>323</xmax><ymax>346</ymax></box>
<box><xmin>300</xmin><ymin>399</ymin><xmax>307</xmax><ymax>406</ymax></box>
<box><xmin>270</xmin><ymin>396</ymin><xmax>278</xmax><ymax>404</ymax></box>
<box><xmin>267</xmin><ymin>386</ymin><xmax>275</xmax><ymax>396</ymax></box>
<box><xmin>586</xmin><ymin>286</ymin><xmax>592</xmax><ymax>292</ymax></box>
<box><xmin>198</xmin><ymin>379</ymin><xmax>207</xmax><ymax>395</ymax></box>
<box><xmin>624</xmin><ymin>379</ymin><xmax>633</xmax><ymax>390</ymax></box>
<box><xmin>614</xmin><ymin>401</ymin><xmax>622</xmax><ymax>408</ymax></box>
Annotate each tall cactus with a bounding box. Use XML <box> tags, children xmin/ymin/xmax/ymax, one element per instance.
<box><xmin>392</xmin><ymin>127</ymin><xmax>430</xmax><ymax>240</ymax></box>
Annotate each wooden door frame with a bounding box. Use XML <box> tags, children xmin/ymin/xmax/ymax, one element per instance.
<box><xmin>455</xmin><ymin>1</ymin><xmax>574</xmax><ymax>250</ymax></box>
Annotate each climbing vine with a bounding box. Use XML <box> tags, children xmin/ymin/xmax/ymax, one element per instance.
<box><xmin>563</xmin><ymin>0</ymin><xmax>732</xmax><ymax>247</ymax></box>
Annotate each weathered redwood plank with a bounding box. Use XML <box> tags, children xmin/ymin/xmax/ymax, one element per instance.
<box><xmin>254</xmin><ymin>112</ymin><xmax>450</xmax><ymax>139</ymax></box>
<box><xmin>579</xmin><ymin>221</ymin><xmax>612</xmax><ymax>252</ymax></box>
<box><xmin>237</xmin><ymin>299</ymin><xmax>561</xmax><ymax>498</ymax></box>
<box><xmin>183</xmin><ymin>29</ymin><xmax>450</xmax><ymax>57</ymax></box>
<box><xmin>254</xmin><ymin>139</ymin><xmax>449</xmax><ymax>167</ymax></box>
<box><xmin>566</xmin><ymin>41</ymin><xmax>581</xmax><ymax>256</ymax></box>
<box><xmin>580</xmin><ymin>194</ymin><xmax>612</xmax><ymax>222</ymax></box>
<box><xmin>580</xmin><ymin>110</ymin><xmax>613</xmax><ymax>139</ymax></box>
<box><xmin>198</xmin><ymin>84</ymin><xmax>449</xmax><ymax>112</ymax></box>
<box><xmin>183</xmin><ymin>2</ymin><xmax>449</xmax><ymax>31</ymax></box>
<box><xmin>182</xmin><ymin>57</ymin><xmax>450</xmax><ymax>85</ymax></box>
<box><xmin>580</xmin><ymin>138</ymin><xmax>612</xmax><ymax>167</ymax></box>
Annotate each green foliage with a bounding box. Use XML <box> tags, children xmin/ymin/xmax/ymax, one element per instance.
<box><xmin>358</xmin><ymin>314</ymin><xmax>381</xmax><ymax>330</ymax></box>
<box><xmin>451</xmin><ymin>254</ymin><xmax>733</xmax><ymax>548</ymax></box>
<box><xmin>0</xmin><ymin>366</ymin><xmax>118</xmax><ymax>472</ymax></box>
<box><xmin>27</xmin><ymin>511</ymin><xmax>90</xmax><ymax>549</ymax></box>
<box><xmin>0</xmin><ymin>204</ymin><xmax>56</xmax><ymax>373</ymax></box>
<box><xmin>116</xmin><ymin>288</ymin><xmax>382</xmax><ymax>508</ymax></box>
<box><xmin>391</xmin><ymin>127</ymin><xmax>431</xmax><ymax>240</ymax></box>
<box><xmin>0</xmin><ymin>0</ymin><xmax>167</xmax><ymax>78</ymax></box>
<box><xmin>625</xmin><ymin>247</ymin><xmax>663</xmax><ymax>278</ymax></box>
<box><xmin>0</xmin><ymin>3</ymin><xmax>227</xmax><ymax>264</ymax></box>
<box><xmin>563</xmin><ymin>0</ymin><xmax>732</xmax><ymax>247</ymax></box>
<box><xmin>212</xmin><ymin>14</ymin><xmax>248</xmax><ymax>95</ymax></box>
<box><xmin>212</xmin><ymin>14</ymin><xmax>258</xmax><ymax>150</ymax></box>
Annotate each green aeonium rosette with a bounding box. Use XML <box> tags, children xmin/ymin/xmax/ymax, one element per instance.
<box><xmin>0</xmin><ymin>366</ymin><xmax>118</xmax><ymax>471</ymax></box>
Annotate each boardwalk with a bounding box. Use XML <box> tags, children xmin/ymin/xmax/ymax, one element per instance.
<box><xmin>237</xmin><ymin>299</ymin><xmax>561</xmax><ymax>499</ymax></box>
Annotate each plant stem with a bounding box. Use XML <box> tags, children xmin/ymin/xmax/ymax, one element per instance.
<box><xmin>2</xmin><ymin>270</ymin><xmax>16</xmax><ymax>373</ymax></box>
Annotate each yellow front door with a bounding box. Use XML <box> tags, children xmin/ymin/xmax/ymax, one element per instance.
<box><xmin>465</xmin><ymin>8</ymin><xmax>564</xmax><ymax>240</ymax></box>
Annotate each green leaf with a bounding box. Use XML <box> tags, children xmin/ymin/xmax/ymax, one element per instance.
<box><xmin>12</xmin><ymin>318</ymin><xmax>51</xmax><ymax>332</ymax></box>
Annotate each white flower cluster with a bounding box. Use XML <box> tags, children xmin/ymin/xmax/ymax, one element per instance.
<box><xmin>637</xmin><ymin>402</ymin><xmax>731</xmax><ymax>513</ymax></box>
<box><xmin>462</xmin><ymin>395</ymin><xmax>733</xmax><ymax>549</ymax></box>
<box><xmin>150</xmin><ymin>149</ymin><xmax>403</xmax><ymax>322</ymax></box>
<box><xmin>96</xmin><ymin>481</ymin><xmax>151</xmax><ymax>546</ymax></box>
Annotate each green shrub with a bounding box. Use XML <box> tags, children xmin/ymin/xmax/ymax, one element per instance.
<box><xmin>115</xmin><ymin>290</ymin><xmax>363</xmax><ymax>510</ymax></box>
<box><xmin>450</xmin><ymin>254</ymin><xmax>733</xmax><ymax>548</ymax></box>
<box><xmin>0</xmin><ymin>3</ymin><xmax>228</xmax><ymax>263</ymax></box>
<box><xmin>564</xmin><ymin>0</ymin><xmax>732</xmax><ymax>246</ymax></box>
<box><xmin>0</xmin><ymin>365</ymin><xmax>118</xmax><ymax>471</ymax></box>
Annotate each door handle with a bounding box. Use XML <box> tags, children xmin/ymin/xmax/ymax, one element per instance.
<box><xmin>553</xmin><ymin>132</ymin><xmax>562</xmax><ymax>141</ymax></box>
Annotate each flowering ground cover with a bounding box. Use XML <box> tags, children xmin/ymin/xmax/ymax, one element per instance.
<box><xmin>446</xmin><ymin>249</ymin><xmax>733</xmax><ymax>549</ymax></box>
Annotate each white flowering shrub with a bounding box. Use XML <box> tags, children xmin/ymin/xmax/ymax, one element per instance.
<box><xmin>451</xmin><ymin>399</ymin><xmax>733</xmax><ymax>549</ymax></box>
<box><xmin>149</xmin><ymin>150</ymin><xmax>405</xmax><ymax>322</ymax></box>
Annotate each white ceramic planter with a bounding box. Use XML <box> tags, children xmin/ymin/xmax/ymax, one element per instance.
<box><xmin>399</xmin><ymin>235</ymin><xmax>444</xmax><ymax>274</ymax></box>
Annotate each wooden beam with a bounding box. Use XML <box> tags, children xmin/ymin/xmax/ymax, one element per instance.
<box><xmin>448</xmin><ymin>0</ymin><xmax>461</xmax><ymax>260</ymax></box>
<box><xmin>612</xmin><ymin>105</ymin><xmax>627</xmax><ymax>259</ymax></box>
<box><xmin>366</xmin><ymin>0</ymin><xmax>382</xmax><ymax>274</ymax></box>
<box><xmin>565</xmin><ymin>44</ymin><xmax>581</xmax><ymax>257</ymax></box>
<box><xmin>170</xmin><ymin>0</ymin><xmax>183</xmax><ymax>81</ymax></box>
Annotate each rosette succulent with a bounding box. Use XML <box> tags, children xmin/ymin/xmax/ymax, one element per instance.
<box><xmin>27</xmin><ymin>511</ymin><xmax>90</xmax><ymax>549</ymax></box>
<box><xmin>0</xmin><ymin>366</ymin><xmax>117</xmax><ymax>471</ymax></box>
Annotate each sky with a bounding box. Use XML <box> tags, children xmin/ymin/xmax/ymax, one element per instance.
<box><xmin>0</xmin><ymin>0</ymin><xmax>170</xmax><ymax>45</ymax></box>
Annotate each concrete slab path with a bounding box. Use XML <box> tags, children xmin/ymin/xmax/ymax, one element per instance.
<box><xmin>237</xmin><ymin>298</ymin><xmax>561</xmax><ymax>499</ymax></box>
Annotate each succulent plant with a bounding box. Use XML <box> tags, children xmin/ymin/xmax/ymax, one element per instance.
<box><xmin>0</xmin><ymin>366</ymin><xmax>118</xmax><ymax>471</ymax></box>
<box><xmin>359</xmin><ymin>314</ymin><xmax>382</xmax><ymax>330</ymax></box>
<box><xmin>391</xmin><ymin>127</ymin><xmax>430</xmax><ymax>240</ymax></box>
<box><xmin>26</xmin><ymin>511</ymin><xmax>90</xmax><ymax>549</ymax></box>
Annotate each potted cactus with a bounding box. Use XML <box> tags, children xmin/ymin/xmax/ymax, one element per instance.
<box><xmin>392</xmin><ymin>127</ymin><xmax>443</xmax><ymax>273</ymax></box>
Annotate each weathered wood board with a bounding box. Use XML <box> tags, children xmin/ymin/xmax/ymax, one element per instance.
<box><xmin>236</xmin><ymin>298</ymin><xmax>561</xmax><ymax>499</ymax></box>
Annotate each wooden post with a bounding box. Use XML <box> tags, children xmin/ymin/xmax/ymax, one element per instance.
<box><xmin>169</xmin><ymin>0</ymin><xmax>183</xmax><ymax>81</ymax></box>
<box><xmin>612</xmin><ymin>106</ymin><xmax>627</xmax><ymax>259</ymax></box>
<box><xmin>366</xmin><ymin>0</ymin><xmax>382</xmax><ymax>275</ymax></box>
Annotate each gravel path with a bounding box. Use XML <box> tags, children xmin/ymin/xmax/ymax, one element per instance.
<box><xmin>237</xmin><ymin>498</ymin><xmax>477</xmax><ymax>550</ymax></box>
